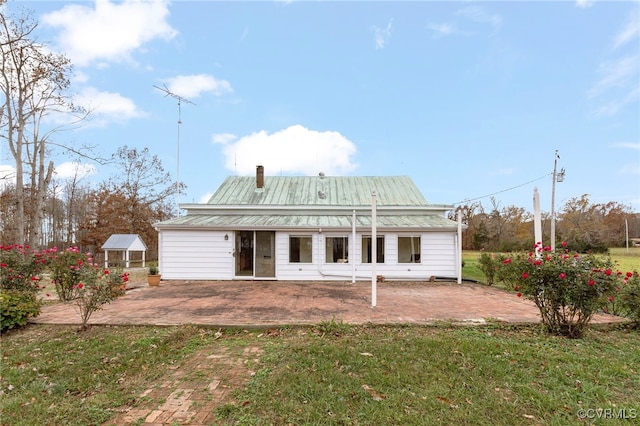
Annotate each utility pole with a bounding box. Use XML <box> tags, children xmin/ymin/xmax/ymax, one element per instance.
<box><xmin>550</xmin><ymin>150</ymin><xmax>565</xmax><ymax>251</ymax></box>
<box><xmin>154</xmin><ymin>85</ymin><xmax>195</xmax><ymax>215</ymax></box>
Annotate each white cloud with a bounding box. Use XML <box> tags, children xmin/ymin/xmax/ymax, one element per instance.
<box><xmin>372</xmin><ymin>19</ymin><xmax>393</xmax><ymax>50</ymax></box>
<box><xmin>199</xmin><ymin>192</ymin><xmax>214</xmax><ymax>203</ymax></box>
<box><xmin>575</xmin><ymin>0</ymin><xmax>595</xmax><ymax>8</ymax></box>
<box><xmin>75</xmin><ymin>87</ymin><xmax>145</xmax><ymax>125</ymax></box>
<box><xmin>164</xmin><ymin>74</ymin><xmax>233</xmax><ymax>99</ymax></box>
<box><xmin>212</xmin><ymin>133</ymin><xmax>237</xmax><ymax>145</ymax></box>
<box><xmin>42</xmin><ymin>0</ymin><xmax>177</xmax><ymax>67</ymax></box>
<box><xmin>427</xmin><ymin>22</ymin><xmax>457</xmax><ymax>38</ymax></box>
<box><xmin>612</xmin><ymin>142</ymin><xmax>640</xmax><ymax>151</ymax></box>
<box><xmin>613</xmin><ymin>12</ymin><xmax>640</xmax><ymax>49</ymax></box>
<box><xmin>219</xmin><ymin>125</ymin><xmax>358</xmax><ymax>176</ymax></box>
<box><xmin>589</xmin><ymin>56</ymin><xmax>638</xmax><ymax>97</ymax></box>
<box><xmin>456</xmin><ymin>6</ymin><xmax>502</xmax><ymax>33</ymax></box>
<box><xmin>55</xmin><ymin>162</ymin><xmax>97</xmax><ymax>179</ymax></box>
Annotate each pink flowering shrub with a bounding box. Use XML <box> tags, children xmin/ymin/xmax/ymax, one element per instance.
<box><xmin>0</xmin><ymin>244</ymin><xmax>52</xmax><ymax>331</ymax></box>
<box><xmin>497</xmin><ymin>242</ymin><xmax>632</xmax><ymax>338</ymax></box>
<box><xmin>48</xmin><ymin>247</ymin><xmax>127</xmax><ymax>330</ymax></box>
<box><xmin>49</xmin><ymin>247</ymin><xmax>94</xmax><ymax>301</ymax></box>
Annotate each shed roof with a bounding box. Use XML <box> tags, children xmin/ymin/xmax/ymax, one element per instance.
<box><xmin>207</xmin><ymin>176</ymin><xmax>433</xmax><ymax>206</ymax></box>
<box><xmin>101</xmin><ymin>234</ymin><xmax>147</xmax><ymax>250</ymax></box>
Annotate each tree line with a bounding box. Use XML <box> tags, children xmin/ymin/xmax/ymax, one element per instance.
<box><xmin>449</xmin><ymin>196</ymin><xmax>639</xmax><ymax>252</ymax></box>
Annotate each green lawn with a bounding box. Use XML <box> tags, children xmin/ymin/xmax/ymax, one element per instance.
<box><xmin>463</xmin><ymin>248</ymin><xmax>640</xmax><ymax>285</ymax></box>
<box><xmin>1</xmin><ymin>324</ymin><xmax>638</xmax><ymax>425</ymax></box>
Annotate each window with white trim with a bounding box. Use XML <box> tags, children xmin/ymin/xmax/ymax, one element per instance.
<box><xmin>325</xmin><ymin>236</ymin><xmax>349</xmax><ymax>263</ymax></box>
<box><xmin>398</xmin><ymin>236</ymin><xmax>421</xmax><ymax>263</ymax></box>
<box><xmin>362</xmin><ymin>235</ymin><xmax>385</xmax><ymax>263</ymax></box>
<box><xmin>289</xmin><ymin>236</ymin><xmax>313</xmax><ymax>263</ymax></box>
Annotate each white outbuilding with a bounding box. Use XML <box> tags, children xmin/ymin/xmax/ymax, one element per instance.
<box><xmin>101</xmin><ymin>234</ymin><xmax>148</xmax><ymax>268</ymax></box>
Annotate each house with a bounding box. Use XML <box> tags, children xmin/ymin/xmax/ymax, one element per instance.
<box><xmin>101</xmin><ymin>234</ymin><xmax>148</xmax><ymax>268</ymax></box>
<box><xmin>154</xmin><ymin>166</ymin><xmax>462</xmax><ymax>281</ymax></box>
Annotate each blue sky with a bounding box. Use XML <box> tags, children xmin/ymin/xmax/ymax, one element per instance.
<box><xmin>2</xmin><ymin>0</ymin><xmax>639</xmax><ymax>214</ymax></box>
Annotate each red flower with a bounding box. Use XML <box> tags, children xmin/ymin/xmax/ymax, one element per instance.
<box><xmin>626</xmin><ymin>272</ymin><xmax>633</xmax><ymax>278</ymax></box>
<box><xmin>608</xmin><ymin>296</ymin><xmax>614</xmax><ymax>302</ymax></box>
<box><xmin>561</xmin><ymin>241</ymin><xmax>568</xmax><ymax>247</ymax></box>
<box><xmin>559</xmin><ymin>273</ymin><xmax>566</xmax><ymax>279</ymax></box>
<box><xmin>502</xmin><ymin>258</ymin><xmax>512</xmax><ymax>264</ymax></box>
<box><xmin>104</xmin><ymin>269</ymin><xmax>110</xmax><ymax>275</ymax></box>
<box><xmin>77</xmin><ymin>283</ymin><xmax>84</xmax><ymax>289</ymax></box>
<box><xmin>534</xmin><ymin>260</ymin><xmax>542</xmax><ymax>266</ymax></box>
<box><xmin>521</xmin><ymin>272</ymin><xmax>529</xmax><ymax>279</ymax></box>
<box><xmin>0</xmin><ymin>263</ymin><xmax>6</xmax><ymax>268</ymax></box>
<box><xmin>604</xmin><ymin>269</ymin><xmax>612</xmax><ymax>276</ymax></box>
<box><xmin>516</xmin><ymin>292</ymin><xmax>522</xmax><ymax>298</ymax></box>
<box><xmin>588</xmin><ymin>280</ymin><xmax>595</xmax><ymax>286</ymax></box>
<box><xmin>543</xmin><ymin>246</ymin><xmax>552</xmax><ymax>252</ymax></box>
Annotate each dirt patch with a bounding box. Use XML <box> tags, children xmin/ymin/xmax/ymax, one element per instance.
<box><xmin>103</xmin><ymin>343</ymin><xmax>263</xmax><ymax>425</ymax></box>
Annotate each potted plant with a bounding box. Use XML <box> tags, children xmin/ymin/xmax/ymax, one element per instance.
<box><xmin>147</xmin><ymin>265</ymin><xmax>161</xmax><ymax>286</ymax></box>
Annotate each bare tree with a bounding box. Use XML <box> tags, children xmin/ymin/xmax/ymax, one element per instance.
<box><xmin>1</xmin><ymin>7</ymin><xmax>84</xmax><ymax>247</ymax></box>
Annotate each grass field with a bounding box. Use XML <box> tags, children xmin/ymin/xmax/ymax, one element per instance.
<box><xmin>463</xmin><ymin>247</ymin><xmax>640</xmax><ymax>285</ymax></box>
<box><xmin>1</xmin><ymin>324</ymin><xmax>639</xmax><ymax>425</ymax></box>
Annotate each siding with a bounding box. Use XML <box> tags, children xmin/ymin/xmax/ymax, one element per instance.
<box><xmin>159</xmin><ymin>230</ymin><xmax>233</xmax><ymax>280</ymax></box>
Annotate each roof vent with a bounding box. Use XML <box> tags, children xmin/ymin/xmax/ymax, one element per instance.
<box><xmin>319</xmin><ymin>172</ymin><xmax>325</xmax><ymax>179</ymax></box>
<box><xmin>318</xmin><ymin>190</ymin><xmax>326</xmax><ymax>199</ymax></box>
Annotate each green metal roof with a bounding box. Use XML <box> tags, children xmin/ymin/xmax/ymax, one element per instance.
<box><xmin>155</xmin><ymin>175</ymin><xmax>459</xmax><ymax>230</ymax></box>
<box><xmin>207</xmin><ymin>176</ymin><xmax>429</xmax><ymax>206</ymax></box>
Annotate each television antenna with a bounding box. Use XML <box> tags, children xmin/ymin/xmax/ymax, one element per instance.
<box><xmin>154</xmin><ymin>84</ymin><xmax>195</xmax><ymax>214</ymax></box>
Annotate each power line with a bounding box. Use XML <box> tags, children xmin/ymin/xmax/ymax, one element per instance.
<box><xmin>453</xmin><ymin>172</ymin><xmax>552</xmax><ymax>205</ymax></box>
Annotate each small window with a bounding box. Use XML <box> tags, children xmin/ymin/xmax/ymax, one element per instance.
<box><xmin>362</xmin><ymin>236</ymin><xmax>385</xmax><ymax>263</ymax></box>
<box><xmin>398</xmin><ymin>236</ymin><xmax>421</xmax><ymax>263</ymax></box>
<box><xmin>325</xmin><ymin>236</ymin><xmax>349</xmax><ymax>263</ymax></box>
<box><xmin>289</xmin><ymin>236</ymin><xmax>312</xmax><ymax>263</ymax></box>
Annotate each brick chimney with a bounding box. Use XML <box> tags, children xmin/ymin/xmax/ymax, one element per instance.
<box><xmin>256</xmin><ymin>165</ymin><xmax>264</xmax><ymax>189</ymax></box>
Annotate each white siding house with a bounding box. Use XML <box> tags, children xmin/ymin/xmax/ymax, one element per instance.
<box><xmin>154</xmin><ymin>167</ymin><xmax>461</xmax><ymax>281</ymax></box>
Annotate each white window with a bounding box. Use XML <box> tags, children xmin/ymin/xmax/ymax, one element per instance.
<box><xmin>398</xmin><ymin>236</ymin><xmax>421</xmax><ymax>263</ymax></box>
<box><xmin>325</xmin><ymin>236</ymin><xmax>349</xmax><ymax>263</ymax></box>
<box><xmin>362</xmin><ymin>235</ymin><xmax>385</xmax><ymax>263</ymax></box>
<box><xmin>289</xmin><ymin>236</ymin><xmax>313</xmax><ymax>263</ymax></box>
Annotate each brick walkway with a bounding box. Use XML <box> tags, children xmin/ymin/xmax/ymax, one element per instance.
<box><xmin>103</xmin><ymin>344</ymin><xmax>263</xmax><ymax>425</ymax></box>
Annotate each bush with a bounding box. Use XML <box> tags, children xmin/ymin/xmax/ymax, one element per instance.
<box><xmin>477</xmin><ymin>252</ymin><xmax>507</xmax><ymax>286</ymax></box>
<box><xmin>49</xmin><ymin>247</ymin><xmax>101</xmax><ymax>301</ymax></box>
<box><xmin>71</xmin><ymin>269</ymin><xmax>119</xmax><ymax>331</ymax></box>
<box><xmin>0</xmin><ymin>244</ymin><xmax>52</xmax><ymax>330</ymax></box>
<box><xmin>0</xmin><ymin>290</ymin><xmax>41</xmax><ymax>332</ymax></box>
<box><xmin>0</xmin><ymin>244</ymin><xmax>50</xmax><ymax>293</ymax></box>
<box><xmin>610</xmin><ymin>271</ymin><xmax>640</xmax><ymax>327</ymax></box>
<box><xmin>498</xmin><ymin>242</ymin><xmax>620</xmax><ymax>338</ymax></box>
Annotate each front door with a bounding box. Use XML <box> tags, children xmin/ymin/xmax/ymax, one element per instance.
<box><xmin>235</xmin><ymin>231</ymin><xmax>254</xmax><ymax>277</ymax></box>
<box><xmin>255</xmin><ymin>231</ymin><xmax>275</xmax><ymax>278</ymax></box>
<box><xmin>234</xmin><ymin>231</ymin><xmax>276</xmax><ymax>278</ymax></box>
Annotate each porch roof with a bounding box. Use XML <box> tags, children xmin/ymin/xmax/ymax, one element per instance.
<box><xmin>154</xmin><ymin>213</ymin><xmax>457</xmax><ymax>230</ymax></box>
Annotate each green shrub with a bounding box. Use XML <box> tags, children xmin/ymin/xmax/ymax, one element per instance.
<box><xmin>477</xmin><ymin>252</ymin><xmax>507</xmax><ymax>286</ymax></box>
<box><xmin>0</xmin><ymin>289</ymin><xmax>41</xmax><ymax>332</ymax></box>
<box><xmin>613</xmin><ymin>271</ymin><xmax>640</xmax><ymax>327</ymax></box>
<box><xmin>0</xmin><ymin>244</ymin><xmax>49</xmax><ymax>293</ymax></box>
<box><xmin>499</xmin><ymin>242</ymin><xmax>619</xmax><ymax>338</ymax></box>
